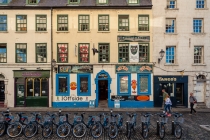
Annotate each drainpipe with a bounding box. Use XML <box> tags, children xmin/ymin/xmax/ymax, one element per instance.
<box><xmin>50</xmin><ymin>7</ymin><xmax>53</xmax><ymax>107</ymax></box>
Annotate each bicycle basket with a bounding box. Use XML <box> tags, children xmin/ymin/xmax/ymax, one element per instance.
<box><xmin>59</xmin><ymin>116</ymin><xmax>66</xmax><ymax>122</ymax></box>
<box><xmin>93</xmin><ymin>116</ymin><xmax>100</xmax><ymax>122</ymax></box>
<box><xmin>109</xmin><ymin>116</ymin><xmax>116</xmax><ymax>122</ymax></box>
<box><xmin>44</xmin><ymin>116</ymin><xmax>52</xmax><ymax>122</ymax></box>
<box><xmin>159</xmin><ymin>117</ymin><xmax>168</xmax><ymax>123</ymax></box>
<box><xmin>74</xmin><ymin>116</ymin><xmax>82</xmax><ymax>123</ymax></box>
<box><xmin>141</xmin><ymin>116</ymin><xmax>149</xmax><ymax>123</ymax></box>
<box><xmin>0</xmin><ymin>116</ymin><xmax>5</xmax><ymax>122</ymax></box>
<box><xmin>27</xmin><ymin>116</ymin><xmax>35</xmax><ymax>122</ymax></box>
<box><xmin>177</xmin><ymin>117</ymin><xmax>184</xmax><ymax>124</ymax></box>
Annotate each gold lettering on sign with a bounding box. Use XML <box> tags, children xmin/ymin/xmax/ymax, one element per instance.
<box><xmin>158</xmin><ymin>77</ymin><xmax>177</xmax><ymax>81</ymax></box>
<box><xmin>117</xmin><ymin>66</ymin><xmax>129</xmax><ymax>71</ymax></box>
<box><xmin>139</xmin><ymin>66</ymin><xmax>152</xmax><ymax>72</ymax></box>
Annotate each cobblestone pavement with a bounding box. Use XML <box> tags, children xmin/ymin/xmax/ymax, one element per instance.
<box><xmin>1</xmin><ymin>111</ymin><xmax>210</xmax><ymax>140</ymax></box>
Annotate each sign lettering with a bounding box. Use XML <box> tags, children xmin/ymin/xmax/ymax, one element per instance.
<box><xmin>116</xmin><ymin>66</ymin><xmax>129</xmax><ymax>71</ymax></box>
<box><xmin>158</xmin><ymin>77</ymin><xmax>177</xmax><ymax>81</ymax></box>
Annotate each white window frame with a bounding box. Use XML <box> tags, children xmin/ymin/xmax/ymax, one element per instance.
<box><xmin>194</xmin><ymin>46</ymin><xmax>204</xmax><ymax>64</ymax></box>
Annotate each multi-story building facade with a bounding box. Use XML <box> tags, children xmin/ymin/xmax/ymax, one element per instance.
<box><xmin>153</xmin><ymin>0</ymin><xmax>210</xmax><ymax>108</ymax></box>
<box><xmin>0</xmin><ymin>0</ymin><xmax>52</xmax><ymax>107</ymax></box>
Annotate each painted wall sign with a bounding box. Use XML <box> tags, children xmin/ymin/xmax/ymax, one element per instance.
<box><xmin>58</xmin><ymin>65</ymin><xmax>93</xmax><ymax>73</ymax></box>
<box><xmin>139</xmin><ymin>66</ymin><xmax>152</xmax><ymax>72</ymax></box>
<box><xmin>111</xmin><ymin>95</ymin><xmax>150</xmax><ymax>101</ymax></box>
<box><xmin>131</xmin><ymin>80</ymin><xmax>137</xmax><ymax>93</ymax></box>
<box><xmin>129</xmin><ymin>44</ymin><xmax>139</xmax><ymax>62</ymax></box>
<box><xmin>136</xmin><ymin>96</ymin><xmax>150</xmax><ymax>101</ymax></box>
<box><xmin>158</xmin><ymin>77</ymin><xmax>177</xmax><ymax>81</ymax></box>
<box><xmin>70</xmin><ymin>82</ymin><xmax>77</xmax><ymax>90</ymax></box>
<box><xmin>59</xmin><ymin>66</ymin><xmax>71</xmax><ymax>73</ymax></box>
<box><xmin>14</xmin><ymin>71</ymin><xmax>50</xmax><ymax>78</ymax></box>
<box><xmin>116</xmin><ymin>65</ymin><xmax>153</xmax><ymax>73</ymax></box>
<box><xmin>117</xmin><ymin>36</ymin><xmax>150</xmax><ymax>42</ymax></box>
<box><xmin>56</xmin><ymin>96</ymin><xmax>83</xmax><ymax>101</ymax></box>
<box><xmin>98</xmin><ymin>73</ymin><xmax>108</xmax><ymax>79</ymax></box>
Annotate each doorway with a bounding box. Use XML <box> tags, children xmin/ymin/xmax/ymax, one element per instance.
<box><xmin>176</xmin><ymin>83</ymin><xmax>184</xmax><ymax>105</ymax></box>
<box><xmin>196</xmin><ymin>81</ymin><xmax>205</xmax><ymax>102</ymax></box>
<box><xmin>98</xmin><ymin>80</ymin><xmax>108</xmax><ymax>108</ymax></box>
<box><xmin>0</xmin><ymin>81</ymin><xmax>5</xmax><ymax>107</ymax></box>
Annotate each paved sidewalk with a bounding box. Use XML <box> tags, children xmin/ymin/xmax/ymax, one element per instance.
<box><xmin>0</xmin><ymin>107</ymin><xmax>210</xmax><ymax>113</ymax></box>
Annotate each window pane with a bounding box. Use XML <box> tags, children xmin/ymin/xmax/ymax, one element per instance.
<box><xmin>196</xmin><ymin>0</ymin><xmax>205</xmax><ymax>8</ymax></box>
<box><xmin>139</xmin><ymin>44</ymin><xmax>149</xmax><ymax>62</ymax></box>
<box><xmin>36</xmin><ymin>15</ymin><xmax>47</xmax><ymax>31</ymax></box>
<box><xmin>57</xmin><ymin>44</ymin><xmax>68</xmax><ymax>63</ymax></box>
<box><xmin>34</xmin><ymin>78</ymin><xmax>40</xmax><ymax>96</ymax></box>
<box><xmin>16</xmin><ymin>43</ymin><xmax>27</xmax><ymax>63</ymax></box>
<box><xmin>193</xmin><ymin>19</ymin><xmax>202</xmax><ymax>33</ymax></box>
<box><xmin>140</xmin><ymin>76</ymin><xmax>148</xmax><ymax>92</ymax></box>
<box><xmin>166</xmin><ymin>19</ymin><xmax>175</xmax><ymax>33</ymax></box>
<box><xmin>166</xmin><ymin>46</ymin><xmax>175</xmax><ymax>64</ymax></box>
<box><xmin>138</xmin><ymin>15</ymin><xmax>149</xmax><ymax>31</ymax></box>
<box><xmin>79</xmin><ymin>15</ymin><xmax>89</xmax><ymax>31</ymax></box>
<box><xmin>57</xmin><ymin>15</ymin><xmax>68</xmax><ymax>31</ymax></box>
<box><xmin>194</xmin><ymin>46</ymin><xmax>203</xmax><ymax>63</ymax></box>
<box><xmin>0</xmin><ymin>15</ymin><xmax>7</xmax><ymax>31</ymax></box>
<box><xmin>80</xmin><ymin>77</ymin><xmax>88</xmax><ymax>93</ymax></box>
<box><xmin>99</xmin><ymin>44</ymin><xmax>109</xmax><ymax>63</ymax></box>
<box><xmin>79</xmin><ymin>43</ymin><xmax>89</xmax><ymax>63</ymax></box>
<box><xmin>129</xmin><ymin>0</ymin><xmax>138</xmax><ymax>3</ymax></box>
<box><xmin>167</xmin><ymin>0</ymin><xmax>176</xmax><ymax>8</ymax></box>
<box><xmin>59</xmin><ymin>77</ymin><xmax>67</xmax><ymax>92</ymax></box>
<box><xmin>0</xmin><ymin>44</ymin><xmax>6</xmax><ymax>62</ymax></box>
<box><xmin>16</xmin><ymin>15</ymin><xmax>27</xmax><ymax>31</ymax></box>
<box><xmin>41</xmin><ymin>78</ymin><xmax>48</xmax><ymax>96</ymax></box>
<box><xmin>120</xmin><ymin>76</ymin><xmax>128</xmax><ymax>92</ymax></box>
<box><xmin>119</xmin><ymin>15</ymin><xmax>129</xmax><ymax>31</ymax></box>
<box><xmin>27</xmin><ymin>78</ymin><xmax>33</xmax><ymax>96</ymax></box>
<box><xmin>118</xmin><ymin>43</ymin><xmax>129</xmax><ymax>62</ymax></box>
<box><xmin>98</xmin><ymin>15</ymin><xmax>109</xmax><ymax>31</ymax></box>
<box><xmin>36</xmin><ymin>43</ymin><xmax>47</xmax><ymax>63</ymax></box>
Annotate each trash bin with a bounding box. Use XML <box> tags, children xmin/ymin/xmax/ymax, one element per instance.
<box><xmin>114</xmin><ymin>100</ymin><xmax>120</xmax><ymax>108</ymax></box>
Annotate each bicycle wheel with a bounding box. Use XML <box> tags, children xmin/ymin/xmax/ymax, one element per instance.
<box><xmin>142</xmin><ymin>123</ymin><xmax>148</xmax><ymax>139</ymax></box>
<box><xmin>0</xmin><ymin>122</ymin><xmax>6</xmax><ymax>136</ymax></box>
<box><xmin>57</xmin><ymin>123</ymin><xmax>71</xmax><ymax>138</ymax></box>
<box><xmin>108</xmin><ymin>124</ymin><xmax>118</xmax><ymax>139</ymax></box>
<box><xmin>159</xmin><ymin>124</ymin><xmax>165</xmax><ymax>139</ymax></box>
<box><xmin>174</xmin><ymin>124</ymin><xmax>182</xmax><ymax>139</ymax></box>
<box><xmin>72</xmin><ymin>123</ymin><xmax>87</xmax><ymax>138</ymax></box>
<box><xmin>42</xmin><ymin>122</ymin><xmax>53</xmax><ymax>138</ymax></box>
<box><xmin>91</xmin><ymin>122</ymin><xmax>103</xmax><ymax>138</ymax></box>
<box><xmin>24</xmin><ymin>122</ymin><xmax>38</xmax><ymax>138</ymax></box>
<box><xmin>7</xmin><ymin>122</ymin><xmax>23</xmax><ymax>138</ymax></box>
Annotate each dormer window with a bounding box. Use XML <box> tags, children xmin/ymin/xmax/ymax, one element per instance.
<box><xmin>0</xmin><ymin>0</ymin><xmax>11</xmax><ymax>5</ymax></box>
<box><xmin>128</xmin><ymin>0</ymin><xmax>139</xmax><ymax>4</ymax></box>
<box><xmin>68</xmin><ymin>0</ymin><xmax>80</xmax><ymax>4</ymax></box>
<box><xmin>27</xmin><ymin>0</ymin><xmax>40</xmax><ymax>5</ymax></box>
<box><xmin>98</xmin><ymin>0</ymin><xmax>107</xmax><ymax>4</ymax></box>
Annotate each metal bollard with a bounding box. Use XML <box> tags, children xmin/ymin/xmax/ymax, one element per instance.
<box><xmin>171</xmin><ymin>121</ymin><xmax>174</xmax><ymax>135</ymax></box>
<box><xmin>126</xmin><ymin>121</ymin><xmax>129</xmax><ymax>135</ymax></box>
<box><xmin>142</xmin><ymin>122</ymin><xmax>144</xmax><ymax>135</ymax></box>
<box><xmin>156</xmin><ymin>121</ymin><xmax>159</xmax><ymax>135</ymax></box>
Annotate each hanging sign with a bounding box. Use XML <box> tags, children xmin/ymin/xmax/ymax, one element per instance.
<box><xmin>129</xmin><ymin>44</ymin><xmax>139</xmax><ymax>62</ymax></box>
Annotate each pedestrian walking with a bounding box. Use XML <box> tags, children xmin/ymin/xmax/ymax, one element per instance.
<box><xmin>161</xmin><ymin>89</ymin><xmax>168</xmax><ymax>110</ymax></box>
<box><xmin>165</xmin><ymin>95</ymin><xmax>172</xmax><ymax>116</ymax></box>
<box><xmin>189</xmin><ymin>92</ymin><xmax>197</xmax><ymax>115</ymax></box>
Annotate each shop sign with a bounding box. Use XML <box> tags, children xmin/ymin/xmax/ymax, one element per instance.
<box><xmin>58</xmin><ymin>65</ymin><xmax>93</xmax><ymax>73</ymax></box>
<box><xmin>56</xmin><ymin>96</ymin><xmax>83</xmax><ymax>101</ymax></box>
<box><xmin>136</xmin><ymin>96</ymin><xmax>150</xmax><ymax>101</ymax></box>
<box><xmin>131</xmin><ymin>80</ymin><xmax>137</xmax><ymax>93</ymax></box>
<box><xmin>129</xmin><ymin>44</ymin><xmax>139</xmax><ymax>62</ymax></box>
<box><xmin>59</xmin><ymin>66</ymin><xmax>71</xmax><ymax>73</ymax></box>
<box><xmin>70</xmin><ymin>82</ymin><xmax>77</xmax><ymax>90</ymax></box>
<box><xmin>98</xmin><ymin>73</ymin><xmax>108</xmax><ymax>79</ymax></box>
<box><xmin>158</xmin><ymin>77</ymin><xmax>177</xmax><ymax>81</ymax></box>
<box><xmin>111</xmin><ymin>95</ymin><xmax>150</xmax><ymax>101</ymax></box>
<box><xmin>116</xmin><ymin>65</ymin><xmax>153</xmax><ymax>73</ymax></box>
<box><xmin>117</xmin><ymin>36</ymin><xmax>150</xmax><ymax>42</ymax></box>
<box><xmin>139</xmin><ymin>66</ymin><xmax>152</xmax><ymax>72</ymax></box>
<box><xmin>14</xmin><ymin>71</ymin><xmax>50</xmax><ymax>78</ymax></box>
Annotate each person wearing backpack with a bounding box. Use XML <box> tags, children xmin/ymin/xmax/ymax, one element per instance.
<box><xmin>189</xmin><ymin>92</ymin><xmax>197</xmax><ymax>115</ymax></box>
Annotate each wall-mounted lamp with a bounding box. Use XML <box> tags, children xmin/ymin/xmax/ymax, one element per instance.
<box><xmin>51</xmin><ymin>59</ymin><xmax>57</xmax><ymax>72</ymax></box>
<box><xmin>92</xmin><ymin>43</ymin><xmax>99</xmax><ymax>55</ymax></box>
<box><xmin>20</xmin><ymin>67</ymin><xmax>26</xmax><ymax>70</ymax></box>
<box><xmin>158</xmin><ymin>49</ymin><xmax>165</xmax><ymax>63</ymax></box>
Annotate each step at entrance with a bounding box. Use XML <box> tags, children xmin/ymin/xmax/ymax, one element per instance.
<box><xmin>196</xmin><ymin>102</ymin><xmax>207</xmax><ymax>109</ymax></box>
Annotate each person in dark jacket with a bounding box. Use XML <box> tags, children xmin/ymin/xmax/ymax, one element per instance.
<box><xmin>189</xmin><ymin>92</ymin><xmax>197</xmax><ymax>115</ymax></box>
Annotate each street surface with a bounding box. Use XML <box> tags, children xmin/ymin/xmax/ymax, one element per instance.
<box><xmin>0</xmin><ymin>111</ymin><xmax>210</xmax><ymax>140</ymax></box>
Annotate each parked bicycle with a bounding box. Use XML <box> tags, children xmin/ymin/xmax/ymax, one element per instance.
<box><xmin>90</xmin><ymin>114</ymin><xmax>103</xmax><ymax>138</ymax></box>
<box><xmin>125</xmin><ymin>112</ymin><xmax>137</xmax><ymax>139</ymax></box>
<box><xmin>171</xmin><ymin>112</ymin><xmax>184</xmax><ymax>139</ymax></box>
<box><xmin>155</xmin><ymin>112</ymin><xmax>168</xmax><ymax>139</ymax></box>
<box><xmin>108</xmin><ymin>109</ymin><xmax>119</xmax><ymax>139</ymax></box>
<box><xmin>141</xmin><ymin>112</ymin><xmax>153</xmax><ymax>139</ymax></box>
<box><xmin>0</xmin><ymin>108</ymin><xmax>14</xmax><ymax>137</ymax></box>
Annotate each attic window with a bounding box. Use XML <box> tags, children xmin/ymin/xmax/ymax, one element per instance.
<box><xmin>98</xmin><ymin>0</ymin><xmax>107</xmax><ymax>4</ymax></box>
<box><xmin>27</xmin><ymin>0</ymin><xmax>40</xmax><ymax>4</ymax></box>
<box><xmin>128</xmin><ymin>0</ymin><xmax>139</xmax><ymax>4</ymax></box>
<box><xmin>69</xmin><ymin>0</ymin><xmax>80</xmax><ymax>4</ymax></box>
<box><xmin>0</xmin><ymin>0</ymin><xmax>11</xmax><ymax>4</ymax></box>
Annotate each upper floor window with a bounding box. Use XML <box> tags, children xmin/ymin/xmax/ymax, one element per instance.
<box><xmin>79</xmin><ymin>43</ymin><xmax>89</xmax><ymax>63</ymax></box>
<box><xmin>27</xmin><ymin>0</ymin><xmax>40</xmax><ymax>4</ymax></box>
<box><xmin>16</xmin><ymin>43</ymin><xmax>27</xmax><ymax>63</ymax></box>
<box><xmin>36</xmin><ymin>15</ymin><xmax>47</xmax><ymax>31</ymax></box>
<box><xmin>193</xmin><ymin>19</ymin><xmax>203</xmax><ymax>33</ymax></box>
<box><xmin>118</xmin><ymin>15</ymin><xmax>129</xmax><ymax>31</ymax></box>
<box><xmin>57</xmin><ymin>43</ymin><xmax>68</xmax><ymax>63</ymax></box>
<box><xmin>194</xmin><ymin>46</ymin><xmax>203</xmax><ymax>64</ymax></box>
<box><xmin>139</xmin><ymin>43</ymin><xmax>149</xmax><ymax>62</ymax></box>
<box><xmin>57</xmin><ymin>15</ymin><xmax>68</xmax><ymax>31</ymax></box>
<box><xmin>98</xmin><ymin>0</ymin><xmax>107</xmax><ymax>4</ymax></box>
<box><xmin>0</xmin><ymin>0</ymin><xmax>11</xmax><ymax>4</ymax></box>
<box><xmin>0</xmin><ymin>15</ymin><xmax>7</xmax><ymax>31</ymax></box>
<box><xmin>98</xmin><ymin>15</ymin><xmax>109</xmax><ymax>31</ymax></box>
<box><xmin>167</xmin><ymin>0</ymin><xmax>177</xmax><ymax>8</ymax></box>
<box><xmin>165</xmin><ymin>18</ymin><xmax>175</xmax><ymax>33</ymax></box>
<box><xmin>36</xmin><ymin>43</ymin><xmax>47</xmax><ymax>63</ymax></box>
<box><xmin>196</xmin><ymin>0</ymin><xmax>205</xmax><ymax>8</ymax></box>
<box><xmin>68</xmin><ymin>0</ymin><xmax>80</xmax><ymax>4</ymax></box>
<box><xmin>78</xmin><ymin>15</ymin><xmax>89</xmax><ymax>31</ymax></box>
<box><xmin>118</xmin><ymin>43</ymin><xmax>129</xmax><ymax>63</ymax></box>
<box><xmin>98</xmin><ymin>43</ymin><xmax>109</xmax><ymax>63</ymax></box>
<box><xmin>138</xmin><ymin>15</ymin><xmax>149</xmax><ymax>31</ymax></box>
<box><xmin>166</xmin><ymin>46</ymin><xmax>175</xmax><ymax>64</ymax></box>
<box><xmin>0</xmin><ymin>43</ymin><xmax>6</xmax><ymax>63</ymax></box>
<box><xmin>128</xmin><ymin>0</ymin><xmax>139</xmax><ymax>4</ymax></box>
<box><xmin>16</xmin><ymin>15</ymin><xmax>27</xmax><ymax>31</ymax></box>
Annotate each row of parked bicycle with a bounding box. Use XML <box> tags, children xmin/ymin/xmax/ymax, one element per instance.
<box><xmin>0</xmin><ymin>108</ymin><xmax>184</xmax><ymax>139</ymax></box>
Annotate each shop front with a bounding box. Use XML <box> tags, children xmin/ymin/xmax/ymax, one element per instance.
<box><xmin>154</xmin><ymin>76</ymin><xmax>188</xmax><ymax>107</ymax></box>
<box><xmin>14</xmin><ymin>70</ymin><xmax>50</xmax><ymax>107</ymax></box>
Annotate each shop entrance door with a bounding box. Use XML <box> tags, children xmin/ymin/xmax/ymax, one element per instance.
<box><xmin>98</xmin><ymin>80</ymin><xmax>108</xmax><ymax>108</ymax></box>
<box><xmin>0</xmin><ymin>81</ymin><xmax>5</xmax><ymax>107</ymax></box>
<box><xmin>176</xmin><ymin>83</ymin><xmax>184</xmax><ymax>105</ymax></box>
<box><xmin>196</xmin><ymin>81</ymin><xmax>205</xmax><ymax>102</ymax></box>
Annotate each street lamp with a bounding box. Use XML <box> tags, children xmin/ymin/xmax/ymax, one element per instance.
<box><xmin>51</xmin><ymin>59</ymin><xmax>56</xmax><ymax>69</ymax></box>
<box><xmin>158</xmin><ymin>49</ymin><xmax>165</xmax><ymax>63</ymax></box>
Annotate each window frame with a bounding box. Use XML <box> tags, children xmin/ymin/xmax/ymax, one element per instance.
<box><xmin>27</xmin><ymin>0</ymin><xmax>38</xmax><ymax>5</ymax></box>
<box><xmin>16</xmin><ymin>15</ymin><xmax>27</xmax><ymax>32</ymax></box>
<box><xmin>193</xmin><ymin>18</ymin><xmax>203</xmax><ymax>33</ymax></box>
<box><xmin>167</xmin><ymin>0</ymin><xmax>177</xmax><ymax>9</ymax></box>
<box><xmin>78</xmin><ymin>43</ymin><xmax>90</xmax><ymax>63</ymax></box>
<box><xmin>137</xmin><ymin>73</ymin><xmax>151</xmax><ymax>95</ymax></box>
<box><xmin>165</xmin><ymin>18</ymin><xmax>175</xmax><ymax>33</ymax></box>
<box><xmin>139</xmin><ymin>43</ymin><xmax>150</xmax><ymax>63</ymax></box>
<box><xmin>138</xmin><ymin>15</ymin><xmax>149</xmax><ymax>31</ymax></box>
<box><xmin>77</xmin><ymin>73</ymin><xmax>91</xmax><ymax>96</ymax></box>
<box><xmin>57</xmin><ymin>15</ymin><xmax>68</xmax><ymax>31</ymax></box>
<box><xmin>196</xmin><ymin>0</ymin><xmax>205</xmax><ymax>8</ymax></box>
<box><xmin>117</xmin><ymin>73</ymin><xmax>131</xmax><ymax>95</ymax></box>
<box><xmin>57</xmin><ymin>43</ymin><xmax>68</xmax><ymax>63</ymax></box>
<box><xmin>166</xmin><ymin>46</ymin><xmax>175</xmax><ymax>64</ymax></box>
<box><xmin>98</xmin><ymin>15</ymin><xmax>109</xmax><ymax>31</ymax></box>
<box><xmin>0</xmin><ymin>0</ymin><xmax>10</xmax><ymax>5</ymax></box>
<box><xmin>0</xmin><ymin>43</ymin><xmax>7</xmax><ymax>63</ymax></box>
<box><xmin>68</xmin><ymin>0</ymin><xmax>80</xmax><ymax>4</ymax></box>
<box><xmin>15</xmin><ymin>43</ymin><xmax>27</xmax><ymax>63</ymax></box>
<box><xmin>78</xmin><ymin>15</ymin><xmax>90</xmax><ymax>31</ymax></box>
<box><xmin>118</xmin><ymin>15</ymin><xmax>129</xmax><ymax>31</ymax></box>
<box><xmin>36</xmin><ymin>15</ymin><xmax>47</xmax><ymax>32</ymax></box>
<box><xmin>97</xmin><ymin>0</ymin><xmax>108</xmax><ymax>4</ymax></box>
<box><xmin>56</xmin><ymin>73</ymin><xmax>70</xmax><ymax>96</ymax></box>
<box><xmin>35</xmin><ymin>43</ymin><xmax>47</xmax><ymax>63</ymax></box>
<box><xmin>128</xmin><ymin>0</ymin><xmax>139</xmax><ymax>4</ymax></box>
<box><xmin>194</xmin><ymin>46</ymin><xmax>204</xmax><ymax>64</ymax></box>
<box><xmin>98</xmin><ymin>43</ymin><xmax>110</xmax><ymax>63</ymax></box>
<box><xmin>0</xmin><ymin>15</ymin><xmax>7</xmax><ymax>31</ymax></box>
<box><xmin>118</xmin><ymin>43</ymin><xmax>129</xmax><ymax>63</ymax></box>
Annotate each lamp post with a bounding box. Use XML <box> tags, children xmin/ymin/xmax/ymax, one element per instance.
<box><xmin>51</xmin><ymin>59</ymin><xmax>56</xmax><ymax>107</ymax></box>
<box><xmin>4</xmin><ymin>79</ymin><xmax>8</xmax><ymax>107</ymax></box>
<box><xmin>158</xmin><ymin>49</ymin><xmax>165</xmax><ymax>63</ymax></box>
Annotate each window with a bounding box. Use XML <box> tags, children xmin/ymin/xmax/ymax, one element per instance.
<box><xmin>36</xmin><ymin>15</ymin><xmax>47</xmax><ymax>31</ymax></box>
<box><xmin>0</xmin><ymin>0</ymin><xmax>10</xmax><ymax>4</ymax></box>
<box><xmin>194</xmin><ymin>46</ymin><xmax>203</xmax><ymax>63</ymax></box>
<box><xmin>0</xmin><ymin>15</ymin><xmax>7</xmax><ymax>31</ymax></box>
<box><xmin>166</xmin><ymin>46</ymin><xmax>175</xmax><ymax>64</ymax></box>
<box><xmin>77</xmin><ymin>74</ymin><xmax>91</xmax><ymax>96</ymax></box>
<box><xmin>69</xmin><ymin>0</ymin><xmax>80</xmax><ymax>4</ymax></box>
<box><xmin>0</xmin><ymin>44</ymin><xmax>6</xmax><ymax>63</ymax></box>
<box><xmin>118</xmin><ymin>15</ymin><xmax>129</xmax><ymax>31</ymax></box>
<box><xmin>16</xmin><ymin>15</ymin><xmax>27</xmax><ymax>31</ymax></box>
<box><xmin>57</xmin><ymin>43</ymin><xmax>68</xmax><ymax>63</ymax></box>
<box><xmin>138</xmin><ymin>15</ymin><xmax>149</xmax><ymax>31</ymax></box>
<box><xmin>78</xmin><ymin>43</ymin><xmax>89</xmax><ymax>63</ymax></box>
<box><xmin>56</xmin><ymin>74</ymin><xmax>70</xmax><ymax>96</ymax></box>
<box><xmin>193</xmin><ymin>19</ymin><xmax>203</xmax><ymax>33</ymax></box>
<box><xmin>139</xmin><ymin>44</ymin><xmax>149</xmax><ymax>62</ymax></box>
<box><xmin>196</xmin><ymin>0</ymin><xmax>205</xmax><ymax>8</ymax></box>
<box><xmin>16</xmin><ymin>43</ymin><xmax>27</xmax><ymax>63</ymax></box>
<box><xmin>98</xmin><ymin>15</ymin><xmax>109</xmax><ymax>31</ymax></box>
<box><xmin>118</xmin><ymin>43</ymin><xmax>129</xmax><ymax>63</ymax></box>
<box><xmin>98</xmin><ymin>43</ymin><xmax>109</xmax><ymax>63</ymax></box>
<box><xmin>165</xmin><ymin>18</ymin><xmax>175</xmax><ymax>33</ymax></box>
<box><xmin>137</xmin><ymin>74</ymin><xmax>151</xmax><ymax>95</ymax></box>
<box><xmin>167</xmin><ymin>0</ymin><xmax>176</xmax><ymax>8</ymax></box>
<box><xmin>117</xmin><ymin>74</ymin><xmax>131</xmax><ymax>95</ymax></box>
<box><xmin>78</xmin><ymin>15</ymin><xmax>89</xmax><ymax>31</ymax></box>
<box><xmin>98</xmin><ymin>0</ymin><xmax>107</xmax><ymax>4</ymax></box>
<box><xmin>128</xmin><ymin>0</ymin><xmax>139</xmax><ymax>4</ymax></box>
<box><xmin>36</xmin><ymin>43</ymin><xmax>47</xmax><ymax>63</ymax></box>
<box><xmin>27</xmin><ymin>0</ymin><xmax>39</xmax><ymax>4</ymax></box>
<box><xmin>57</xmin><ymin>15</ymin><xmax>68</xmax><ymax>31</ymax></box>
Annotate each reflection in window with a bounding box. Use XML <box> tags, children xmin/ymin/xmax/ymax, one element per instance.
<box><xmin>80</xmin><ymin>77</ymin><xmax>88</xmax><ymax>92</ymax></box>
<box><xmin>27</xmin><ymin>78</ymin><xmax>33</xmax><ymax>96</ymax></box>
<box><xmin>59</xmin><ymin>77</ymin><xmax>67</xmax><ymax>92</ymax></box>
<box><xmin>120</xmin><ymin>76</ymin><xmax>128</xmax><ymax>93</ymax></box>
<box><xmin>159</xmin><ymin>83</ymin><xmax>174</xmax><ymax>97</ymax></box>
<box><xmin>41</xmin><ymin>78</ymin><xmax>48</xmax><ymax>96</ymax></box>
<box><xmin>34</xmin><ymin>78</ymin><xmax>40</xmax><ymax>96</ymax></box>
<box><xmin>140</xmin><ymin>76</ymin><xmax>148</xmax><ymax>92</ymax></box>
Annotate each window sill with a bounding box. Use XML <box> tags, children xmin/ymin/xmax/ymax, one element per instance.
<box><xmin>56</xmin><ymin>31</ymin><xmax>69</xmax><ymax>33</ymax></box>
<box><xmin>164</xmin><ymin>64</ymin><xmax>179</xmax><ymax>66</ymax></box>
<box><xmin>25</xmin><ymin>4</ymin><xmax>39</xmax><ymax>6</ymax></box>
<box><xmin>164</xmin><ymin>33</ymin><xmax>178</xmax><ymax>35</ymax></box>
<box><xmin>137</xmin><ymin>31</ymin><xmax>150</xmax><ymax>33</ymax></box>
<box><xmin>118</xmin><ymin>31</ymin><xmax>130</xmax><ymax>33</ymax></box>
<box><xmin>15</xmin><ymin>31</ymin><xmax>27</xmax><ymax>33</ymax></box>
<box><xmin>195</xmin><ymin>8</ymin><xmax>209</xmax><ymax>10</ymax></box>
<box><xmin>165</xmin><ymin>8</ymin><xmax>179</xmax><ymax>10</ymax></box>
<box><xmin>97</xmin><ymin>31</ymin><xmax>110</xmax><ymax>33</ymax></box>
<box><xmin>77</xmin><ymin>31</ymin><xmax>91</xmax><ymax>33</ymax></box>
<box><xmin>192</xmin><ymin>64</ymin><xmax>206</xmax><ymax>66</ymax></box>
<box><xmin>0</xmin><ymin>31</ymin><xmax>8</xmax><ymax>33</ymax></box>
<box><xmin>191</xmin><ymin>33</ymin><xmax>206</xmax><ymax>35</ymax></box>
<box><xmin>35</xmin><ymin>31</ymin><xmax>48</xmax><ymax>33</ymax></box>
